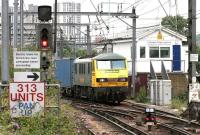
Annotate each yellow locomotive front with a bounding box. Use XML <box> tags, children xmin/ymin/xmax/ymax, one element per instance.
<box><xmin>91</xmin><ymin>53</ymin><xmax>128</xmax><ymax>103</ymax></box>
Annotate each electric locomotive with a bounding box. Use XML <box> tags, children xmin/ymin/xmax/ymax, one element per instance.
<box><xmin>73</xmin><ymin>53</ymin><xmax>128</xmax><ymax>103</ymax></box>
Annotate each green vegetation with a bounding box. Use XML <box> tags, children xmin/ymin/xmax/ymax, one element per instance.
<box><xmin>62</xmin><ymin>46</ymin><xmax>97</xmax><ymax>58</ymax></box>
<box><xmin>171</xmin><ymin>92</ymin><xmax>187</xmax><ymax>110</ymax></box>
<box><xmin>135</xmin><ymin>86</ymin><xmax>150</xmax><ymax>103</ymax></box>
<box><xmin>0</xmin><ymin>87</ymin><xmax>79</xmax><ymax>135</ymax></box>
<box><xmin>161</xmin><ymin>15</ymin><xmax>188</xmax><ymax>36</ymax></box>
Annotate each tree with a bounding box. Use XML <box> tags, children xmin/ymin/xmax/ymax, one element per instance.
<box><xmin>161</xmin><ymin>15</ymin><xmax>188</xmax><ymax>36</ymax></box>
<box><xmin>76</xmin><ymin>49</ymin><xmax>87</xmax><ymax>57</ymax></box>
<box><xmin>63</xmin><ymin>46</ymin><xmax>73</xmax><ymax>57</ymax></box>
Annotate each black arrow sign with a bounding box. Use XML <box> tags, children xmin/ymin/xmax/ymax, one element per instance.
<box><xmin>27</xmin><ymin>73</ymin><xmax>39</xmax><ymax>81</ymax></box>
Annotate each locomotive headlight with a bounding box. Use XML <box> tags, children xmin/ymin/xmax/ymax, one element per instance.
<box><xmin>97</xmin><ymin>78</ymin><xmax>107</xmax><ymax>82</ymax></box>
<box><xmin>100</xmin><ymin>79</ymin><xmax>105</xmax><ymax>82</ymax></box>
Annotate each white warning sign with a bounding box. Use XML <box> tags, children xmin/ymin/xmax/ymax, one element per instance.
<box><xmin>14</xmin><ymin>51</ymin><xmax>40</xmax><ymax>69</ymax></box>
<box><xmin>9</xmin><ymin>82</ymin><xmax>45</xmax><ymax>117</ymax></box>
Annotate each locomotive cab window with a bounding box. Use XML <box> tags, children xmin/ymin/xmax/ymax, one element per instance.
<box><xmin>97</xmin><ymin>61</ymin><xmax>111</xmax><ymax>69</ymax></box>
<box><xmin>97</xmin><ymin>60</ymin><xmax>126</xmax><ymax>69</ymax></box>
<box><xmin>112</xmin><ymin>60</ymin><xmax>125</xmax><ymax>69</ymax></box>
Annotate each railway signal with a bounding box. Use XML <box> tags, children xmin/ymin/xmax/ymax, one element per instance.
<box><xmin>38</xmin><ymin>23</ymin><xmax>52</xmax><ymax>51</ymax></box>
<box><xmin>144</xmin><ymin>108</ymin><xmax>157</xmax><ymax>131</ymax></box>
<box><xmin>38</xmin><ymin>6</ymin><xmax>52</xmax><ymax>21</ymax></box>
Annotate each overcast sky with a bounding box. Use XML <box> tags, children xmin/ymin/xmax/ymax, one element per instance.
<box><xmin>6</xmin><ymin>0</ymin><xmax>200</xmax><ymax>36</ymax></box>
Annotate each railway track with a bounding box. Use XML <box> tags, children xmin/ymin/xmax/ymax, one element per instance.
<box><xmin>73</xmin><ymin>101</ymin><xmax>148</xmax><ymax>135</ymax></box>
<box><xmin>92</xmin><ymin>108</ymin><xmax>193</xmax><ymax>135</ymax></box>
<box><xmin>158</xmin><ymin>123</ymin><xmax>193</xmax><ymax>135</ymax></box>
<box><xmin>123</xmin><ymin>100</ymin><xmax>200</xmax><ymax>129</ymax></box>
<box><xmin>81</xmin><ymin>107</ymin><xmax>149</xmax><ymax>135</ymax></box>
<box><xmin>122</xmin><ymin>100</ymin><xmax>200</xmax><ymax>134</ymax></box>
<box><xmin>72</xmin><ymin>100</ymin><xmax>199</xmax><ymax>135</ymax></box>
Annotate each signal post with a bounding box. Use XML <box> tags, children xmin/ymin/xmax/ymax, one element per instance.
<box><xmin>37</xmin><ymin>6</ymin><xmax>61</xmax><ymax>134</ymax></box>
<box><xmin>37</xmin><ymin>6</ymin><xmax>53</xmax><ymax>81</ymax></box>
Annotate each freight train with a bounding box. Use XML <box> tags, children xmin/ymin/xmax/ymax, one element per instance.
<box><xmin>55</xmin><ymin>53</ymin><xmax>128</xmax><ymax>104</ymax></box>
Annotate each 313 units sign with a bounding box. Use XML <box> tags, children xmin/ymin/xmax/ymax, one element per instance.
<box><xmin>9</xmin><ymin>82</ymin><xmax>45</xmax><ymax>117</ymax></box>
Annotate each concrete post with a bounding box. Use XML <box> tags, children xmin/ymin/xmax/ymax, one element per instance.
<box><xmin>13</xmin><ymin>0</ymin><xmax>19</xmax><ymax>49</ymax></box>
<box><xmin>131</xmin><ymin>7</ymin><xmax>136</xmax><ymax>98</ymax></box>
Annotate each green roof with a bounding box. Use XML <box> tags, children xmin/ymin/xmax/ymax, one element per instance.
<box><xmin>93</xmin><ymin>53</ymin><xmax>126</xmax><ymax>60</ymax></box>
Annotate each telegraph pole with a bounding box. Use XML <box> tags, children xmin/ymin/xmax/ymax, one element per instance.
<box><xmin>54</xmin><ymin>0</ymin><xmax>57</xmax><ymax>53</ymax></box>
<box><xmin>1</xmin><ymin>0</ymin><xmax>9</xmax><ymax>83</ymax></box>
<box><xmin>1</xmin><ymin>0</ymin><xmax>9</xmax><ymax>111</ymax></box>
<box><xmin>188</xmin><ymin>0</ymin><xmax>196</xmax><ymax>84</ymax></box>
<box><xmin>131</xmin><ymin>7</ymin><xmax>136</xmax><ymax>98</ymax></box>
<box><xmin>60</xmin><ymin>28</ymin><xmax>63</xmax><ymax>59</ymax></box>
<box><xmin>20</xmin><ymin>0</ymin><xmax>24</xmax><ymax>50</ymax></box>
<box><xmin>87</xmin><ymin>25</ymin><xmax>91</xmax><ymax>55</ymax></box>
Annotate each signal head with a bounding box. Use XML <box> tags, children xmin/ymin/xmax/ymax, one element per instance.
<box><xmin>37</xmin><ymin>24</ymin><xmax>52</xmax><ymax>51</ymax></box>
<box><xmin>38</xmin><ymin>6</ymin><xmax>52</xmax><ymax>21</ymax></box>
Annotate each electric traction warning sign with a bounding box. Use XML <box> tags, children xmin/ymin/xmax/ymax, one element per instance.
<box><xmin>14</xmin><ymin>51</ymin><xmax>40</xmax><ymax>69</ymax></box>
<box><xmin>189</xmin><ymin>83</ymin><xmax>200</xmax><ymax>102</ymax></box>
<box><xmin>9</xmin><ymin>82</ymin><xmax>45</xmax><ymax>117</ymax></box>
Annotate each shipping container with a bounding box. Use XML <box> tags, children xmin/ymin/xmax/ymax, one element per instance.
<box><xmin>55</xmin><ymin>58</ymin><xmax>74</xmax><ymax>88</ymax></box>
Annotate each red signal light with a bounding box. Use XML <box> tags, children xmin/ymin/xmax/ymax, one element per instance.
<box><xmin>41</xmin><ymin>40</ymin><xmax>48</xmax><ymax>47</ymax></box>
<box><xmin>38</xmin><ymin>24</ymin><xmax>52</xmax><ymax>50</ymax></box>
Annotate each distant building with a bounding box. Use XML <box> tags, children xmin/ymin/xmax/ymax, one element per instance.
<box><xmin>25</xmin><ymin>4</ymin><xmax>38</xmax><ymax>23</ymax></box>
<box><xmin>56</xmin><ymin>1</ymin><xmax>82</xmax><ymax>42</ymax></box>
<box><xmin>0</xmin><ymin>1</ymin><xmax>83</xmax><ymax>46</ymax></box>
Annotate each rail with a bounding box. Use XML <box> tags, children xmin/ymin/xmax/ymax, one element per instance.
<box><xmin>82</xmin><ymin>108</ymin><xmax>148</xmax><ymax>135</ymax></box>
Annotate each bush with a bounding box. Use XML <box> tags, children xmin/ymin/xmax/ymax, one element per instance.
<box><xmin>171</xmin><ymin>92</ymin><xmax>188</xmax><ymax>110</ymax></box>
<box><xmin>135</xmin><ymin>86</ymin><xmax>149</xmax><ymax>103</ymax></box>
<box><xmin>171</xmin><ymin>98</ymin><xmax>187</xmax><ymax>110</ymax></box>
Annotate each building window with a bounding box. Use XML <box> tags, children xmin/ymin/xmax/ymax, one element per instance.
<box><xmin>63</xmin><ymin>3</ymin><xmax>66</xmax><ymax>11</ymax></box>
<box><xmin>140</xmin><ymin>47</ymin><xmax>145</xmax><ymax>58</ymax></box>
<box><xmin>63</xmin><ymin>16</ymin><xmax>66</xmax><ymax>22</ymax></box>
<box><xmin>160</xmin><ymin>47</ymin><xmax>170</xmax><ymax>58</ymax></box>
<box><xmin>150</xmin><ymin>47</ymin><xmax>159</xmax><ymax>58</ymax></box>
